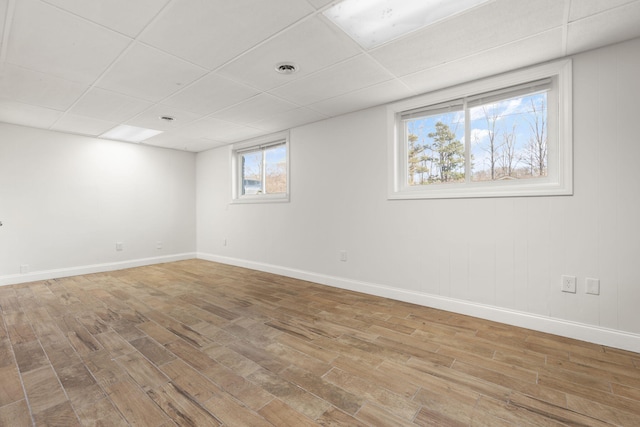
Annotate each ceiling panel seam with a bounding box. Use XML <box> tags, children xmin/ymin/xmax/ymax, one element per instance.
<box><xmin>0</xmin><ymin>0</ymin><xmax>16</xmax><ymax>67</ymax></box>
<box><xmin>561</xmin><ymin>0</ymin><xmax>571</xmax><ymax>57</ymax></box>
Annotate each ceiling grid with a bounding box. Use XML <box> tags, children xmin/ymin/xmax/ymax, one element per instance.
<box><xmin>0</xmin><ymin>0</ymin><xmax>638</xmax><ymax>151</ymax></box>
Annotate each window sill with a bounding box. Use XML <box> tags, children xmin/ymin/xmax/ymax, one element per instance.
<box><xmin>388</xmin><ymin>178</ymin><xmax>572</xmax><ymax>200</ymax></box>
<box><xmin>231</xmin><ymin>194</ymin><xmax>290</xmax><ymax>204</ymax></box>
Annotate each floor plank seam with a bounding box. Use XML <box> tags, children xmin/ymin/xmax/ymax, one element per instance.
<box><xmin>3</xmin><ymin>259</ymin><xmax>640</xmax><ymax>426</ymax></box>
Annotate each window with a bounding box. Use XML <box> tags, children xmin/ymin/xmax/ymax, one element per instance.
<box><xmin>388</xmin><ymin>59</ymin><xmax>572</xmax><ymax>199</ymax></box>
<box><xmin>232</xmin><ymin>132</ymin><xmax>289</xmax><ymax>203</ymax></box>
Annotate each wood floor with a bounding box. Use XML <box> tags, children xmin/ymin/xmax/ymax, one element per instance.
<box><xmin>1</xmin><ymin>260</ymin><xmax>639</xmax><ymax>426</ymax></box>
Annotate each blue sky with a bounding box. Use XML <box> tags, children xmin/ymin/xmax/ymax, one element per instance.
<box><xmin>406</xmin><ymin>91</ymin><xmax>547</xmax><ymax>179</ymax></box>
<box><xmin>242</xmin><ymin>145</ymin><xmax>287</xmax><ymax>180</ymax></box>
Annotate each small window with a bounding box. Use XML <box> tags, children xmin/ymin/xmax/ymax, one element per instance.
<box><xmin>388</xmin><ymin>60</ymin><xmax>572</xmax><ymax>199</ymax></box>
<box><xmin>232</xmin><ymin>132</ymin><xmax>289</xmax><ymax>203</ymax></box>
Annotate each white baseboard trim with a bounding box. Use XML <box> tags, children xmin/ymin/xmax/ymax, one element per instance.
<box><xmin>0</xmin><ymin>253</ymin><xmax>197</xmax><ymax>287</ymax></box>
<box><xmin>198</xmin><ymin>252</ymin><xmax>640</xmax><ymax>353</ymax></box>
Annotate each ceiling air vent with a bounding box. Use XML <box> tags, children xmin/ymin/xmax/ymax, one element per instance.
<box><xmin>275</xmin><ymin>62</ymin><xmax>298</xmax><ymax>74</ymax></box>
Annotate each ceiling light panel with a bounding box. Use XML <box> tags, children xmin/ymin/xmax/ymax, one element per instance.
<box><xmin>323</xmin><ymin>0</ymin><xmax>490</xmax><ymax>49</ymax></box>
<box><xmin>369</xmin><ymin>0</ymin><xmax>564</xmax><ymax>77</ymax></box>
<box><xmin>100</xmin><ymin>124</ymin><xmax>163</xmax><ymax>143</ymax></box>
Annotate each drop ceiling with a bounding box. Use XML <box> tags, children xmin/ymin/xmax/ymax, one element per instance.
<box><xmin>1</xmin><ymin>0</ymin><xmax>639</xmax><ymax>152</ymax></box>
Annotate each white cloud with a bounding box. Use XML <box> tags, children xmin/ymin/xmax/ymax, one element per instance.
<box><xmin>501</xmin><ymin>98</ymin><xmax>524</xmax><ymax>118</ymax></box>
<box><xmin>469</xmin><ymin>98</ymin><xmax>524</xmax><ymax>122</ymax></box>
<box><xmin>470</xmin><ymin>128</ymin><xmax>490</xmax><ymax>145</ymax></box>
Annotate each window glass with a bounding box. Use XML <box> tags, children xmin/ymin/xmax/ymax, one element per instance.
<box><xmin>232</xmin><ymin>132</ymin><xmax>289</xmax><ymax>203</ymax></box>
<box><xmin>469</xmin><ymin>91</ymin><xmax>547</xmax><ymax>182</ymax></box>
<box><xmin>240</xmin><ymin>144</ymin><xmax>287</xmax><ymax>195</ymax></box>
<box><xmin>241</xmin><ymin>151</ymin><xmax>263</xmax><ymax>195</ymax></box>
<box><xmin>265</xmin><ymin>144</ymin><xmax>287</xmax><ymax>194</ymax></box>
<box><xmin>389</xmin><ymin>59</ymin><xmax>571</xmax><ymax>199</ymax></box>
<box><xmin>406</xmin><ymin>108</ymin><xmax>465</xmax><ymax>185</ymax></box>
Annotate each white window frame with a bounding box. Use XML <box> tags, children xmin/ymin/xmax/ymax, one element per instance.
<box><xmin>231</xmin><ymin>131</ymin><xmax>290</xmax><ymax>204</ymax></box>
<box><xmin>387</xmin><ymin>59</ymin><xmax>572</xmax><ymax>199</ymax></box>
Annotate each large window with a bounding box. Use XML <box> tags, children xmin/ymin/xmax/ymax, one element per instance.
<box><xmin>388</xmin><ymin>60</ymin><xmax>572</xmax><ymax>199</ymax></box>
<box><xmin>232</xmin><ymin>132</ymin><xmax>289</xmax><ymax>203</ymax></box>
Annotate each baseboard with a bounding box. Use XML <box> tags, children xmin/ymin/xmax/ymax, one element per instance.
<box><xmin>197</xmin><ymin>252</ymin><xmax>640</xmax><ymax>353</ymax></box>
<box><xmin>0</xmin><ymin>253</ymin><xmax>197</xmax><ymax>287</ymax></box>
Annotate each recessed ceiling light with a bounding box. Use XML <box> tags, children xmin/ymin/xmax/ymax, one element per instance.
<box><xmin>323</xmin><ymin>0</ymin><xmax>491</xmax><ymax>49</ymax></box>
<box><xmin>275</xmin><ymin>62</ymin><xmax>299</xmax><ymax>74</ymax></box>
<box><xmin>100</xmin><ymin>125</ymin><xmax>163</xmax><ymax>143</ymax></box>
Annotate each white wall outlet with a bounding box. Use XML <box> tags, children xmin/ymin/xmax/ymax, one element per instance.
<box><xmin>156</xmin><ymin>241</ymin><xmax>163</xmax><ymax>250</ymax></box>
<box><xmin>223</xmin><ymin>238</ymin><xmax>227</xmax><ymax>247</ymax></box>
<box><xmin>561</xmin><ymin>275</ymin><xmax>577</xmax><ymax>293</ymax></box>
<box><xmin>116</xmin><ymin>242</ymin><xmax>123</xmax><ymax>251</ymax></box>
<box><xmin>339</xmin><ymin>250</ymin><xmax>347</xmax><ymax>262</ymax></box>
<box><xmin>586</xmin><ymin>278</ymin><xmax>600</xmax><ymax>295</ymax></box>
<box><xmin>20</xmin><ymin>264</ymin><xmax>29</xmax><ymax>274</ymax></box>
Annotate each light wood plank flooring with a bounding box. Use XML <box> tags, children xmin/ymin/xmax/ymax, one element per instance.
<box><xmin>1</xmin><ymin>259</ymin><xmax>639</xmax><ymax>426</ymax></box>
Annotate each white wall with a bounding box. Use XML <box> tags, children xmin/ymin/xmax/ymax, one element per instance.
<box><xmin>0</xmin><ymin>123</ymin><xmax>196</xmax><ymax>284</ymax></box>
<box><xmin>197</xmin><ymin>38</ymin><xmax>640</xmax><ymax>351</ymax></box>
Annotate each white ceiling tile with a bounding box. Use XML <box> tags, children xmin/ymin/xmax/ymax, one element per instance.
<box><xmin>178</xmin><ymin>117</ymin><xmax>264</xmax><ymax>142</ymax></box>
<box><xmin>144</xmin><ymin>136</ymin><xmax>222</xmax><ymax>153</ymax></box>
<box><xmin>181</xmin><ymin>139</ymin><xmax>228</xmax><ymax>152</ymax></box>
<box><xmin>307</xmin><ymin>0</ymin><xmax>334</xmax><ymax>9</ymax></box>
<box><xmin>309</xmin><ymin>80</ymin><xmax>413</xmax><ymax>117</ymax></box>
<box><xmin>68</xmin><ymin>88</ymin><xmax>152</xmax><ymax>122</ymax></box>
<box><xmin>370</xmin><ymin>0</ymin><xmax>565</xmax><ymax>77</ymax></box>
<box><xmin>162</xmin><ymin>73</ymin><xmax>260</xmax><ymax>115</ymax></box>
<box><xmin>401</xmin><ymin>29</ymin><xmax>564</xmax><ymax>95</ymax></box>
<box><xmin>567</xmin><ymin>2</ymin><xmax>640</xmax><ymax>55</ymax></box>
<box><xmin>252</xmin><ymin>107</ymin><xmax>328</xmax><ymax>132</ymax></box>
<box><xmin>211</xmin><ymin>94</ymin><xmax>298</xmax><ymax>125</ymax></box>
<box><xmin>154</xmin><ymin>138</ymin><xmax>227</xmax><ymax>152</ymax></box>
<box><xmin>0</xmin><ymin>0</ymin><xmax>6</xmax><ymax>40</ymax></box>
<box><xmin>126</xmin><ymin>105</ymin><xmax>204</xmax><ymax>131</ymax></box>
<box><xmin>0</xmin><ymin>99</ymin><xmax>63</xmax><ymax>129</ymax></box>
<box><xmin>0</xmin><ymin>63</ymin><xmax>87</xmax><ymax>110</ymax></box>
<box><xmin>144</xmin><ymin>136</ymin><xmax>226</xmax><ymax>152</ymax></box>
<box><xmin>139</xmin><ymin>0</ymin><xmax>314</xmax><ymax>70</ymax></box>
<box><xmin>270</xmin><ymin>55</ymin><xmax>393</xmax><ymax>106</ymax></box>
<box><xmin>6</xmin><ymin>0</ymin><xmax>130</xmax><ymax>84</ymax></box>
<box><xmin>50</xmin><ymin>114</ymin><xmax>116</xmax><ymax>136</ymax></box>
<box><xmin>1</xmin><ymin>0</ymin><xmax>640</xmax><ymax>152</ymax></box>
<box><xmin>97</xmin><ymin>43</ymin><xmax>208</xmax><ymax>102</ymax></box>
<box><xmin>142</xmin><ymin>132</ymin><xmax>203</xmax><ymax>150</ymax></box>
<box><xmin>217</xmin><ymin>17</ymin><xmax>361</xmax><ymax>91</ymax></box>
<box><xmin>569</xmin><ymin>0</ymin><xmax>637</xmax><ymax>21</ymax></box>
<box><xmin>41</xmin><ymin>0</ymin><xmax>171</xmax><ymax>38</ymax></box>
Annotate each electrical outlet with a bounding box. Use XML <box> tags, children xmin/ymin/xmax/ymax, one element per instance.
<box><xmin>561</xmin><ymin>275</ymin><xmax>577</xmax><ymax>293</ymax></box>
<box><xmin>223</xmin><ymin>238</ymin><xmax>227</xmax><ymax>247</ymax></box>
<box><xmin>156</xmin><ymin>241</ymin><xmax>163</xmax><ymax>250</ymax></box>
<box><xmin>339</xmin><ymin>250</ymin><xmax>347</xmax><ymax>262</ymax></box>
<box><xmin>20</xmin><ymin>264</ymin><xmax>29</xmax><ymax>274</ymax></box>
<box><xmin>586</xmin><ymin>278</ymin><xmax>600</xmax><ymax>295</ymax></box>
<box><xmin>116</xmin><ymin>242</ymin><xmax>123</xmax><ymax>251</ymax></box>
